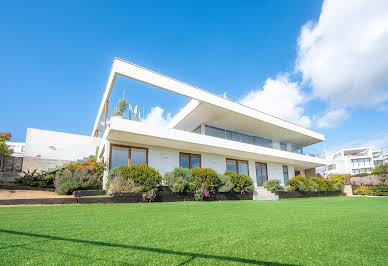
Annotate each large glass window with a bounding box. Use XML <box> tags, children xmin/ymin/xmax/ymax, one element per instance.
<box><xmin>110</xmin><ymin>145</ymin><xmax>148</xmax><ymax>169</ymax></box>
<box><xmin>254</xmin><ymin>136</ymin><xmax>272</xmax><ymax>148</ymax></box>
<box><xmin>280</xmin><ymin>142</ymin><xmax>288</xmax><ymax>151</ymax></box>
<box><xmin>205</xmin><ymin>125</ymin><xmax>226</xmax><ymax>139</ymax></box>
<box><xmin>131</xmin><ymin>148</ymin><xmax>147</xmax><ymax>165</ymax></box>
<box><xmin>179</xmin><ymin>153</ymin><xmax>201</xmax><ymax>169</ymax></box>
<box><xmin>226</xmin><ymin>159</ymin><xmax>249</xmax><ymax>175</ymax></box>
<box><xmin>111</xmin><ymin>146</ymin><xmax>129</xmax><ymax>169</ymax></box>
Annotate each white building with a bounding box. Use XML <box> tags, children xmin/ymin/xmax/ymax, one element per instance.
<box><xmin>326</xmin><ymin>147</ymin><xmax>386</xmax><ymax>176</ymax></box>
<box><xmin>93</xmin><ymin>58</ymin><xmax>326</xmax><ymax>195</ymax></box>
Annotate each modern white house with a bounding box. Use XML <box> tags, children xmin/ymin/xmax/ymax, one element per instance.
<box><xmin>93</xmin><ymin>58</ymin><xmax>326</xmax><ymax>199</ymax></box>
<box><xmin>325</xmin><ymin>147</ymin><xmax>386</xmax><ymax>176</ymax></box>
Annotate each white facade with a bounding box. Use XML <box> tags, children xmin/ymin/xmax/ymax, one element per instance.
<box><xmin>5</xmin><ymin>142</ymin><xmax>25</xmax><ymax>157</ymax></box>
<box><xmin>326</xmin><ymin>147</ymin><xmax>386</xmax><ymax>176</ymax></box>
<box><xmin>94</xmin><ymin>58</ymin><xmax>326</xmax><ymax>189</ymax></box>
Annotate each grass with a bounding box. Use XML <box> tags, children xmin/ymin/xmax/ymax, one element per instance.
<box><xmin>0</xmin><ymin>197</ymin><xmax>387</xmax><ymax>265</ymax></box>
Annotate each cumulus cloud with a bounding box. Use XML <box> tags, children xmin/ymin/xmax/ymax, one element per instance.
<box><xmin>143</xmin><ymin>106</ymin><xmax>172</xmax><ymax>127</ymax></box>
<box><xmin>296</xmin><ymin>0</ymin><xmax>388</xmax><ymax>107</ymax></box>
<box><xmin>315</xmin><ymin>108</ymin><xmax>350</xmax><ymax>129</ymax></box>
<box><xmin>240</xmin><ymin>74</ymin><xmax>311</xmax><ymax>128</ymax></box>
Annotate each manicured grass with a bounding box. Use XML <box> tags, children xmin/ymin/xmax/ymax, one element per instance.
<box><xmin>0</xmin><ymin>197</ymin><xmax>387</xmax><ymax>265</ymax></box>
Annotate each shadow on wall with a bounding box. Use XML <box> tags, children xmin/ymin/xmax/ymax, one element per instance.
<box><xmin>0</xmin><ymin>229</ymin><xmax>296</xmax><ymax>265</ymax></box>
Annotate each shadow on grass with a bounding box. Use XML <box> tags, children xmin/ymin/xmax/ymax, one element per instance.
<box><xmin>0</xmin><ymin>229</ymin><xmax>297</xmax><ymax>265</ymax></box>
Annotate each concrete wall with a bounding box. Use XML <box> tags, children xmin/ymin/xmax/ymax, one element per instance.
<box><xmin>104</xmin><ymin>139</ymin><xmax>299</xmax><ymax>188</ymax></box>
<box><xmin>23</xmin><ymin>128</ymin><xmax>100</xmax><ymax>172</ymax></box>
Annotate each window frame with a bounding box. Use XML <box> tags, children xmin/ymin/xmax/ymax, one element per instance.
<box><xmin>109</xmin><ymin>144</ymin><xmax>148</xmax><ymax>169</ymax></box>
<box><xmin>255</xmin><ymin>161</ymin><xmax>268</xmax><ymax>186</ymax></box>
<box><xmin>179</xmin><ymin>152</ymin><xmax>201</xmax><ymax>169</ymax></box>
<box><xmin>226</xmin><ymin>158</ymin><xmax>250</xmax><ymax>175</ymax></box>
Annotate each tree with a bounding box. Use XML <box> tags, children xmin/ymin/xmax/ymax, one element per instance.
<box><xmin>112</xmin><ymin>98</ymin><xmax>129</xmax><ymax>118</ymax></box>
<box><xmin>373</xmin><ymin>163</ymin><xmax>388</xmax><ymax>184</ymax></box>
<box><xmin>0</xmin><ymin>133</ymin><xmax>13</xmax><ymax>164</ymax></box>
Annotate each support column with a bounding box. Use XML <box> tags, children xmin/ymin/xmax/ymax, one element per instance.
<box><xmin>104</xmin><ymin>100</ymin><xmax>109</xmax><ymax>130</ymax></box>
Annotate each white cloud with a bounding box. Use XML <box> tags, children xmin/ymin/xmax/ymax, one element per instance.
<box><xmin>143</xmin><ymin>106</ymin><xmax>172</xmax><ymax>127</ymax></box>
<box><xmin>240</xmin><ymin>74</ymin><xmax>311</xmax><ymax>128</ymax></box>
<box><xmin>296</xmin><ymin>0</ymin><xmax>388</xmax><ymax>107</ymax></box>
<box><xmin>315</xmin><ymin>108</ymin><xmax>350</xmax><ymax>129</ymax></box>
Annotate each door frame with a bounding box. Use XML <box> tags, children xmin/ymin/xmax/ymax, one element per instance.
<box><xmin>255</xmin><ymin>162</ymin><xmax>268</xmax><ymax>187</ymax></box>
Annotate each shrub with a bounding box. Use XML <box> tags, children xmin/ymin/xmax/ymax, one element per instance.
<box><xmin>354</xmin><ymin>186</ymin><xmax>369</xmax><ymax>195</ymax></box>
<box><xmin>309</xmin><ymin>180</ymin><xmax>319</xmax><ymax>192</ymax></box>
<box><xmin>107</xmin><ymin>165</ymin><xmax>128</xmax><ymax>189</ymax></box>
<box><xmin>329</xmin><ymin>174</ymin><xmax>345</xmax><ymax>184</ymax></box>
<box><xmin>264</xmin><ymin>179</ymin><xmax>283</xmax><ymax>192</ymax></box>
<box><xmin>190</xmin><ymin>176</ymin><xmax>210</xmax><ymax>200</ymax></box>
<box><xmin>325</xmin><ymin>179</ymin><xmax>335</xmax><ymax>192</ymax></box>
<box><xmin>108</xmin><ymin>178</ymin><xmax>140</xmax><ymax>195</ymax></box>
<box><xmin>368</xmin><ymin>184</ymin><xmax>388</xmax><ymax>196</ymax></box>
<box><xmin>225</xmin><ymin>172</ymin><xmax>254</xmax><ymax>194</ymax></box>
<box><xmin>0</xmin><ymin>178</ymin><xmax>8</xmax><ymax>185</ymax></box>
<box><xmin>55</xmin><ymin>168</ymin><xmax>102</xmax><ymax>195</ymax></box>
<box><xmin>310</xmin><ymin>177</ymin><xmax>328</xmax><ymax>191</ymax></box>
<box><xmin>15</xmin><ymin>170</ymin><xmax>55</xmax><ymax>188</ymax></box>
<box><xmin>192</xmin><ymin>168</ymin><xmax>220</xmax><ymax>193</ymax></box>
<box><xmin>163</xmin><ymin>167</ymin><xmax>192</xmax><ymax>193</ymax></box>
<box><xmin>334</xmin><ymin>182</ymin><xmax>344</xmax><ymax>192</ymax></box>
<box><xmin>352</xmin><ymin>173</ymin><xmax>370</xmax><ymax>177</ymax></box>
<box><xmin>372</xmin><ymin>163</ymin><xmax>388</xmax><ymax>184</ymax></box>
<box><xmin>123</xmin><ymin>164</ymin><xmax>162</xmax><ymax>193</ymax></box>
<box><xmin>218</xmin><ymin>174</ymin><xmax>234</xmax><ymax>192</ymax></box>
<box><xmin>287</xmin><ymin>175</ymin><xmax>310</xmax><ymax>192</ymax></box>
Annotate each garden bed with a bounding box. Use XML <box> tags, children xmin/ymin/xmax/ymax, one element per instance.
<box><xmin>274</xmin><ymin>191</ymin><xmax>344</xmax><ymax>198</ymax></box>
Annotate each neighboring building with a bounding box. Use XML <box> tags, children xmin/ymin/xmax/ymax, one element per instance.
<box><xmin>325</xmin><ymin>147</ymin><xmax>386</xmax><ymax>176</ymax></box>
<box><xmin>93</xmin><ymin>58</ymin><xmax>326</xmax><ymax>196</ymax></box>
<box><xmin>0</xmin><ymin>142</ymin><xmax>25</xmax><ymax>181</ymax></box>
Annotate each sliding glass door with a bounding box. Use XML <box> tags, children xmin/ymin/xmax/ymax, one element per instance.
<box><xmin>256</xmin><ymin>162</ymin><xmax>268</xmax><ymax>186</ymax></box>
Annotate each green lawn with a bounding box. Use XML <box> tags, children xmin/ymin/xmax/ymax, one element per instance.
<box><xmin>0</xmin><ymin>197</ymin><xmax>387</xmax><ymax>265</ymax></box>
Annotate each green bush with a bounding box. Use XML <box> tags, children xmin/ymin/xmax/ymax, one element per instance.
<box><xmin>264</xmin><ymin>179</ymin><xmax>283</xmax><ymax>191</ymax></box>
<box><xmin>55</xmin><ymin>169</ymin><xmax>102</xmax><ymax>195</ymax></box>
<box><xmin>224</xmin><ymin>171</ymin><xmax>253</xmax><ymax>194</ymax></box>
<box><xmin>218</xmin><ymin>174</ymin><xmax>234</xmax><ymax>192</ymax></box>
<box><xmin>372</xmin><ymin>163</ymin><xmax>388</xmax><ymax>184</ymax></box>
<box><xmin>192</xmin><ymin>168</ymin><xmax>220</xmax><ymax>193</ymax></box>
<box><xmin>107</xmin><ymin>164</ymin><xmax>162</xmax><ymax>193</ymax></box>
<box><xmin>325</xmin><ymin>179</ymin><xmax>335</xmax><ymax>192</ymax></box>
<box><xmin>368</xmin><ymin>184</ymin><xmax>388</xmax><ymax>196</ymax></box>
<box><xmin>164</xmin><ymin>167</ymin><xmax>192</xmax><ymax>193</ymax></box>
<box><xmin>310</xmin><ymin>177</ymin><xmax>328</xmax><ymax>191</ymax></box>
<box><xmin>309</xmin><ymin>180</ymin><xmax>319</xmax><ymax>192</ymax></box>
<box><xmin>286</xmin><ymin>175</ymin><xmax>310</xmax><ymax>192</ymax></box>
<box><xmin>354</xmin><ymin>186</ymin><xmax>369</xmax><ymax>195</ymax></box>
<box><xmin>329</xmin><ymin>174</ymin><xmax>345</xmax><ymax>184</ymax></box>
<box><xmin>109</xmin><ymin>178</ymin><xmax>140</xmax><ymax>195</ymax></box>
<box><xmin>333</xmin><ymin>182</ymin><xmax>344</xmax><ymax>192</ymax></box>
<box><xmin>352</xmin><ymin>173</ymin><xmax>370</xmax><ymax>177</ymax></box>
<box><xmin>124</xmin><ymin>164</ymin><xmax>162</xmax><ymax>193</ymax></box>
<box><xmin>15</xmin><ymin>170</ymin><xmax>55</xmax><ymax>188</ymax></box>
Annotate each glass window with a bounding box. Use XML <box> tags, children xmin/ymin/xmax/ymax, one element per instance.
<box><xmin>238</xmin><ymin>161</ymin><xmax>249</xmax><ymax>175</ymax></box>
<box><xmin>180</xmin><ymin>153</ymin><xmax>201</xmax><ymax>169</ymax></box>
<box><xmin>283</xmin><ymin>165</ymin><xmax>289</xmax><ymax>186</ymax></box>
<box><xmin>111</xmin><ymin>146</ymin><xmax>129</xmax><ymax>168</ymax></box>
<box><xmin>131</xmin><ymin>148</ymin><xmax>147</xmax><ymax>165</ymax></box>
<box><xmin>205</xmin><ymin>125</ymin><xmax>225</xmax><ymax>139</ymax></box>
<box><xmin>226</xmin><ymin>159</ymin><xmax>237</xmax><ymax>173</ymax></box>
<box><xmin>291</xmin><ymin>144</ymin><xmax>303</xmax><ymax>154</ymax></box>
<box><xmin>191</xmin><ymin>155</ymin><xmax>201</xmax><ymax>169</ymax></box>
<box><xmin>280</xmin><ymin>142</ymin><xmax>287</xmax><ymax>151</ymax></box>
<box><xmin>254</xmin><ymin>137</ymin><xmax>272</xmax><ymax>148</ymax></box>
<box><xmin>240</xmin><ymin>134</ymin><xmax>253</xmax><ymax>144</ymax></box>
<box><xmin>180</xmin><ymin>154</ymin><xmax>190</xmax><ymax>169</ymax></box>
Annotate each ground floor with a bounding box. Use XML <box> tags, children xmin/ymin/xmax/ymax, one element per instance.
<box><xmin>101</xmin><ymin>139</ymin><xmax>315</xmax><ymax>189</ymax></box>
<box><xmin>1</xmin><ymin>197</ymin><xmax>387</xmax><ymax>265</ymax></box>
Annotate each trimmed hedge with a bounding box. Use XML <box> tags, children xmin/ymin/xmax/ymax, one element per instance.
<box><xmin>192</xmin><ymin>168</ymin><xmax>220</xmax><ymax>193</ymax></box>
<box><xmin>224</xmin><ymin>171</ymin><xmax>254</xmax><ymax>194</ymax></box>
<box><xmin>287</xmin><ymin>175</ymin><xmax>310</xmax><ymax>192</ymax></box>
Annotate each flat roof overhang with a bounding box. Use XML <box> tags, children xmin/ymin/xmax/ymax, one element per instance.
<box><xmin>106</xmin><ymin>118</ymin><xmax>326</xmax><ymax>170</ymax></box>
<box><xmin>92</xmin><ymin>58</ymin><xmax>324</xmax><ymax>146</ymax></box>
<box><xmin>168</xmin><ymin>101</ymin><xmax>322</xmax><ymax>146</ymax></box>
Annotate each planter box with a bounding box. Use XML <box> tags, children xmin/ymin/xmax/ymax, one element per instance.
<box><xmin>0</xmin><ymin>198</ymin><xmax>77</xmax><ymax>205</ymax></box>
<box><xmin>275</xmin><ymin>191</ymin><xmax>344</xmax><ymax>199</ymax></box>
<box><xmin>0</xmin><ymin>184</ymin><xmax>55</xmax><ymax>192</ymax></box>
<box><xmin>73</xmin><ymin>190</ymin><xmax>106</xmax><ymax>197</ymax></box>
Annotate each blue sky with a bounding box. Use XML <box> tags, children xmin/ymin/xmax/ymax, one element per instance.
<box><xmin>1</xmin><ymin>0</ymin><xmax>387</xmax><ymax>154</ymax></box>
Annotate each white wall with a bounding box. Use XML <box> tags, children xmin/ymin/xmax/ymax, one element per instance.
<box><xmin>105</xmin><ymin>139</ymin><xmax>298</xmax><ymax>188</ymax></box>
